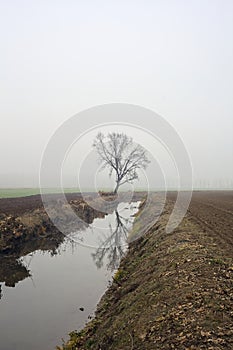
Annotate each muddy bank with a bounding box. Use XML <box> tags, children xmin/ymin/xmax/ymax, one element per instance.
<box><xmin>59</xmin><ymin>191</ymin><xmax>233</xmax><ymax>350</ymax></box>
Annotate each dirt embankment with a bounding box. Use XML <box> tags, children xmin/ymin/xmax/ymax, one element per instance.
<box><xmin>59</xmin><ymin>191</ymin><xmax>233</xmax><ymax>350</ymax></box>
<box><xmin>0</xmin><ymin>193</ymin><xmax>83</xmax><ymax>216</ymax></box>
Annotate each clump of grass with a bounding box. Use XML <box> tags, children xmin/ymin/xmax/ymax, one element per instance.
<box><xmin>208</xmin><ymin>257</ymin><xmax>225</xmax><ymax>265</ymax></box>
<box><xmin>114</xmin><ymin>268</ymin><xmax>126</xmax><ymax>281</ymax></box>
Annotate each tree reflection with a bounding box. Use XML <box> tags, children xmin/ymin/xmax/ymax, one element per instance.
<box><xmin>0</xmin><ymin>257</ymin><xmax>31</xmax><ymax>290</ymax></box>
<box><xmin>92</xmin><ymin>210</ymin><xmax>133</xmax><ymax>271</ymax></box>
<box><xmin>0</xmin><ymin>204</ymin><xmax>137</xmax><ymax>300</ymax></box>
<box><xmin>0</xmin><ymin>230</ymin><xmax>66</xmax><ymax>298</ymax></box>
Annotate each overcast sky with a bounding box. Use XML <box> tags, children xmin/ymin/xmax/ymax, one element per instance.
<box><xmin>0</xmin><ymin>0</ymin><xmax>232</xmax><ymax>189</ymax></box>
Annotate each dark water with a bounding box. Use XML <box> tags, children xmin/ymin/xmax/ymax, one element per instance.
<box><xmin>0</xmin><ymin>202</ymin><xmax>139</xmax><ymax>350</ymax></box>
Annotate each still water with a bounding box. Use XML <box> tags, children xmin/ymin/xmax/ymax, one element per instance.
<box><xmin>0</xmin><ymin>202</ymin><xmax>139</xmax><ymax>350</ymax></box>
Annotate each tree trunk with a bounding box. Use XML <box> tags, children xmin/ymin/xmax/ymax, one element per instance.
<box><xmin>114</xmin><ymin>182</ymin><xmax>120</xmax><ymax>194</ymax></box>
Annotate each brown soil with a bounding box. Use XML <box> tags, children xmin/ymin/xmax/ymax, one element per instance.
<box><xmin>0</xmin><ymin>193</ymin><xmax>83</xmax><ymax>216</ymax></box>
<box><xmin>59</xmin><ymin>191</ymin><xmax>233</xmax><ymax>350</ymax></box>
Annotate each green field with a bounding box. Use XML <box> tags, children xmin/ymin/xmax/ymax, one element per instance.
<box><xmin>0</xmin><ymin>188</ymin><xmax>81</xmax><ymax>198</ymax></box>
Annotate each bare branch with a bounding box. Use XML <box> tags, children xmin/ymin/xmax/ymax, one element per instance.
<box><xmin>93</xmin><ymin>132</ymin><xmax>150</xmax><ymax>193</ymax></box>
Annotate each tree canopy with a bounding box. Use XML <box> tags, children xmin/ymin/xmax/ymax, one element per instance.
<box><xmin>93</xmin><ymin>132</ymin><xmax>150</xmax><ymax>193</ymax></box>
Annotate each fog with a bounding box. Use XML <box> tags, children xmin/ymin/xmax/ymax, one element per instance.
<box><xmin>0</xmin><ymin>0</ymin><xmax>232</xmax><ymax>189</ymax></box>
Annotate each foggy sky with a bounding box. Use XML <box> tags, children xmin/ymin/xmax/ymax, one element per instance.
<box><xmin>0</xmin><ymin>0</ymin><xmax>232</xmax><ymax>189</ymax></box>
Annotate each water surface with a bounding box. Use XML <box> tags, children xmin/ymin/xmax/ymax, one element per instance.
<box><xmin>0</xmin><ymin>202</ymin><xmax>139</xmax><ymax>350</ymax></box>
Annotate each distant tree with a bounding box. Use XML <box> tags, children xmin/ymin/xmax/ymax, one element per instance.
<box><xmin>93</xmin><ymin>132</ymin><xmax>150</xmax><ymax>193</ymax></box>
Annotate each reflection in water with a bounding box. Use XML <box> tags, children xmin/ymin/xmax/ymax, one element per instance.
<box><xmin>92</xmin><ymin>209</ymin><xmax>134</xmax><ymax>271</ymax></box>
<box><xmin>0</xmin><ymin>201</ymin><xmax>139</xmax><ymax>350</ymax></box>
<box><xmin>0</xmin><ymin>232</ymin><xmax>65</xmax><ymax>299</ymax></box>
<box><xmin>0</xmin><ymin>257</ymin><xmax>31</xmax><ymax>288</ymax></box>
<box><xmin>0</xmin><ymin>202</ymin><xmax>138</xmax><ymax>298</ymax></box>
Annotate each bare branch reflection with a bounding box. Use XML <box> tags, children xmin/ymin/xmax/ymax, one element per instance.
<box><xmin>92</xmin><ymin>210</ymin><xmax>133</xmax><ymax>271</ymax></box>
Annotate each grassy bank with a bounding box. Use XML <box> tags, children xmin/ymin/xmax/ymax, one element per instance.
<box><xmin>58</xmin><ymin>195</ymin><xmax>233</xmax><ymax>350</ymax></box>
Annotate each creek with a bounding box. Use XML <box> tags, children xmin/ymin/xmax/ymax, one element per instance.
<box><xmin>0</xmin><ymin>201</ymin><xmax>139</xmax><ymax>350</ymax></box>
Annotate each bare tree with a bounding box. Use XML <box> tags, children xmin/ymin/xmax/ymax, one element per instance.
<box><xmin>93</xmin><ymin>132</ymin><xmax>150</xmax><ymax>193</ymax></box>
